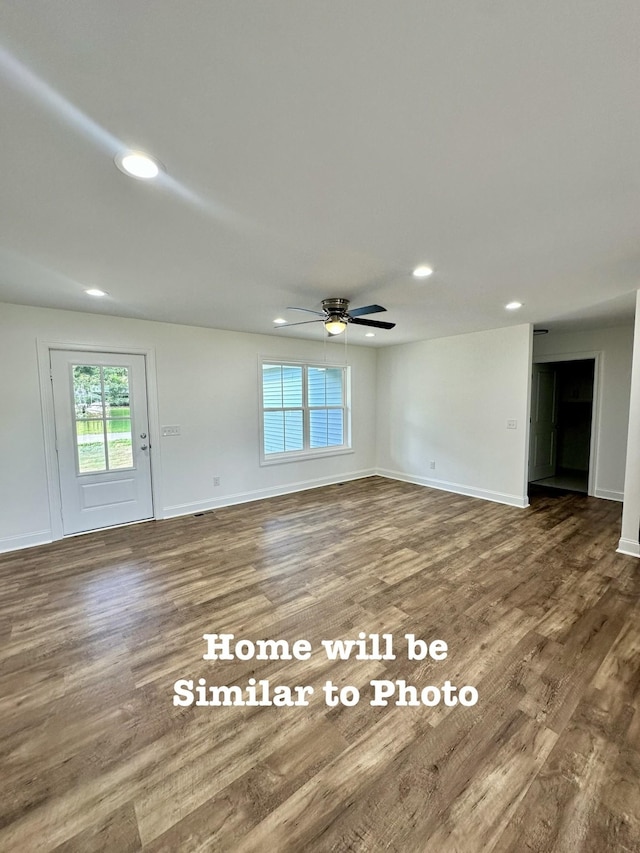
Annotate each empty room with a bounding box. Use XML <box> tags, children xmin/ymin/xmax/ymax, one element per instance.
<box><xmin>1</xmin><ymin>3</ymin><xmax>639</xmax><ymax>852</ymax></box>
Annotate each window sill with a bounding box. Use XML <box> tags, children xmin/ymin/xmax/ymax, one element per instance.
<box><xmin>260</xmin><ymin>447</ymin><xmax>353</xmax><ymax>466</ymax></box>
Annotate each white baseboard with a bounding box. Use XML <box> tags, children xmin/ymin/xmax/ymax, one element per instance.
<box><xmin>0</xmin><ymin>529</ymin><xmax>52</xmax><ymax>554</ymax></box>
<box><xmin>594</xmin><ymin>488</ymin><xmax>624</xmax><ymax>502</ymax></box>
<box><xmin>162</xmin><ymin>469</ymin><xmax>377</xmax><ymax>519</ymax></box>
<box><xmin>617</xmin><ymin>537</ymin><xmax>640</xmax><ymax>558</ymax></box>
<box><xmin>376</xmin><ymin>469</ymin><xmax>529</xmax><ymax>509</ymax></box>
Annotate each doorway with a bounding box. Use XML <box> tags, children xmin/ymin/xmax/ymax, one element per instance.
<box><xmin>528</xmin><ymin>358</ymin><xmax>596</xmax><ymax>495</ymax></box>
<box><xmin>50</xmin><ymin>349</ymin><xmax>154</xmax><ymax>535</ymax></box>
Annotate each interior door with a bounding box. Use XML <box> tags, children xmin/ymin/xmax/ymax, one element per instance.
<box><xmin>50</xmin><ymin>350</ymin><xmax>153</xmax><ymax>535</ymax></box>
<box><xmin>529</xmin><ymin>363</ymin><xmax>558</xmax><ymax>482</ymax></box>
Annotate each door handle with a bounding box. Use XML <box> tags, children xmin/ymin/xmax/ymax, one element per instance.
<box><xmin>140</xmin><ymin>444</ymin><xmax>148</xmax><ymax>451</ymax></box>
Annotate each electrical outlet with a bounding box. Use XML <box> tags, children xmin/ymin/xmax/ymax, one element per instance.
<box><xmin>213</xmin><ymin>476</ymin><xmax>221</xmax><ymax>487</ymax></box>
<box><xmin>430</xmin><ymin>460</ymin><xmax>436</xmax><ymax>470</ymax></box>
<box><xmin>506</xmin><ymin>419</ymin><xmax>517</xmax><ymax>430</ymax></box>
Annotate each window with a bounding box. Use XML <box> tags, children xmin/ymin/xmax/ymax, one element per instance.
<box><xmin>72</xmin><ymin>364</ymin><xmax>133</xmax><ymax>473</ymax></box>
<box><xmin>261</xmin><ymin>361</ymin><xmax>350</xmax><ymax>462</ymax></box>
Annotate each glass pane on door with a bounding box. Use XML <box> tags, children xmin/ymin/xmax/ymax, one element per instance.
<box><xmin>103</xmin><ymin>367</ymin><xmax>133</xmax><ymax>469</ymax></box>
<box><xmin>73</xmin><ymin>365</ymin><xmax>107</xmax><ymax>472</ymax></box>
<box><xmin>77</xmin><ymin>432</ymin><xmax>107</xmax><ymax>473</ymax></box>
<box><xmin>72</xmin><ymin>364</ymin><xmax>134</xmax><ymax>473</ymax></box>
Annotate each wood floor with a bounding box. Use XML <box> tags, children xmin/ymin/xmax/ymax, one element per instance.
<box><xmin>1</xmin><ymin>477</ymin><xmax>639</xmax><ymax>852</ymax></box>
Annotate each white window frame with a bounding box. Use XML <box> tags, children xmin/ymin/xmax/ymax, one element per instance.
<box><xmin>259</xmin><ymin>358</ymin><xmax>352</xmax><ymax>465</ymax></box>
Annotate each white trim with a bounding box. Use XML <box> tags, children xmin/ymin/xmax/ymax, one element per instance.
<box><xmin>163</xmin><ymin>469</ymin><xmax>375</xmax><ymax>518</ymax></box>
<box><xmin>616</xmin><ymin>537</ymin><xmax>640</xmax><ymax>558</ymax></box>
<box><xmin>376</xmin><ymin>468</ymin><xmax>529</xmax><ymax>508</ymax></box>
<box><xmin>143</xmin><ymin>349</ymin><xmax>164</xmax><ymax>518</ymax></box>
<box><xmin>522</xmin><ymin>325</ymin><xmax>534</xmax><ymax>503</ymax></box>
<box><xmin>594</xmin><ymin>488</ymin><xmax>624</xmax><ymax>502</ymax></box>
<box><xmin>36</xmin><ymin>339</ymin><xmax>162</xmax><ymax>541</ymax></box>
<box><xmin>261</xmin><ymin>448</ymin><xmax>354</xmax><ymax>466</ymax></box>
<box><xmin>619</xmin><ymin>292</ymin><xmax>640</xmax><ymax>556</ymax></box>
<box><xmin>532</xmin><ymin>350</ymin><xmax>602</xmax><ymax>498</ymax></box>
<box><xmin>533</xmin><ymin>350</ymin><xmax>602</xmax><ymax>362</ymax></box>
<box><xmin>258</xmin><ymin>353</ymin><xmax>349</xmax><ymax>367</ymax></box>
<box><xmin>36</xmin><ymin>342</ymin><xmax>64</xmax><ymax>540</ymax></box>
<box><xmin>0</xmin><ymin>530</ymin><xmax>52</xmax><ymax>554</ymax></box>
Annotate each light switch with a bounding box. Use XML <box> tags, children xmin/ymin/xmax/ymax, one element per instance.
<box><xmin>162</xmin><ymin>425</ymin><xmax>181</xmax><ymax>436</ymax></box>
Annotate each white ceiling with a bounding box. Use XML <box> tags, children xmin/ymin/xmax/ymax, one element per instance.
<box><xmin>0</xmin><ymin>2</ymin><xmax>638</xmax><ymax>346</ymax></box>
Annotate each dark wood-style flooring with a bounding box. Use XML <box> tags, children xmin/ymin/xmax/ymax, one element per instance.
<box><xmin>1</xmin><ymin>477</ymin><xmax>639</xmax><ymax>852</ymax></box>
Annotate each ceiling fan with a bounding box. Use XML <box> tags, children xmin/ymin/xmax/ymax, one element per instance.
<box><xmin>276</xmin><ymin>298</ymin><xmax>395</xmax><ymax>336</ymax></box>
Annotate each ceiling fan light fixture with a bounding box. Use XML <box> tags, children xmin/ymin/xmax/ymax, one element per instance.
<box><xmin>325</xmin><ymin>316</ymin><xmax>347</xmax><ymax>335</ymax></box>
<box><xmin>285</xmin><ymin>298</ymin><xmax>394</xmax><ymax>333</ymax></box>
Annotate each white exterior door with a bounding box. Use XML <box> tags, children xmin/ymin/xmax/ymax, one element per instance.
<box><xmin>50</xmin><ymin>350</ymin><xmax>153</xmax><ymax>535</ymax></box>
<box><xmin>529</xmin><ymin>363</ymin><xmax>558</xmax><ymax>482</ymax></box>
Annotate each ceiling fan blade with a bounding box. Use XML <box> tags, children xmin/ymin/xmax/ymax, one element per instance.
<box><xmin>275</xmin><ymin>319</ymin><xmax>323</xmax><ymax>328</ymax></box>
<box><xmin>350</xmin><ymin>317</ymin><xmax>396</xmax><ymax>330</ymax></box>
<box><xmin>348</xmin><ymin>304</ymin><xmax>386</xmax><ymax>318</ymax></box>
<box><xmin>286</xmin><ymin>306</ymin><xmax>325</xmax><ymax>316</ymax></box>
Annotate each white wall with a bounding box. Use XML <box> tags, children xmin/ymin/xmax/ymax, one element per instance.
<box><xmin>375</xmin><ymin>324</ymin><xmax>532</xmax><ymax>507</ymax></box>
<box><xmin>618</xmin><ymin>294</ymin><xmax>640</xmax><ymax>555</ymax></box>
<box><xmin>3</xmin><ymin>301</ymin><xmax>633</xmax><ymax>556</ymax></box>
<box><xmin>533</xmin><ymin>324</ymin><xmax>633</xmax><ymax>501</ymax></box>
<box><xmin>0</xmin><ymin>302</ymin><xmax>378</xmax><ymax>552</ymax></box>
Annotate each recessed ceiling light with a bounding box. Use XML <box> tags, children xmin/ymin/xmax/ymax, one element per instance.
<box><xmin>365</xmin><ymin>332</ymin><xmax>375</xmax><ymax>337</ymax></box>
<box><xmin>413</xmin><ymin>265</ymin><xmax>433</xmax><ymax>278</ymax></box>
<box><xmin>85</xmin><ymin>288</ymin><xmax>107</xmax><ymax>297</ymax></box>
<box><xmin>505</xmin><ymin>301</ymin><xmax>523</xmax><ymax>311</ymax></box>
<box><xmin>273</xmin><ymin>318</ymin><xmax>287</xmax><ymax>324</ymax></box>
<box><xmin>114</xmin><ymin>150</ymin><xmax>163</xmax><ymax>179</ymax></box>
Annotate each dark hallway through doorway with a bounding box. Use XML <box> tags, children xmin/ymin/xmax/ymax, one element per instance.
<box><xmin>529</xmin><ymin>358</ymin><xmax>595</xmax><ymax>495</ymax></box>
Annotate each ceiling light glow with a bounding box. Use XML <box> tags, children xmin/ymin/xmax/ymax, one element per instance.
<box><xmin>505</xmin><ymin>301</ymin><xmax>523</xmax><ymax>310</ymax></box>
<box><xmin>365</xmin><ymin>332</ymin><xmax>375</xmax><ymax>337</ymax></box>
<box><xmin>273</xmin><ymin>318</ymin><xmax>287</xmax><ymax>324</ymax></box>
<box><xmin>413</xmin><ymin>265</ymin><xmax>433</xmax><ymax>278</ymax></box>
<box><xmin>325</xmin><ymin>317</ymin><xmax>347</xmax><ymax>335</ymax></box>
<box><xmin>115</xmin><ymin>150</ymin><xmax>162</xmax><ymax>179</ymax></box>
<box><xmin>85</xmin><ymin>288</ymin><xmax>107</xmax><ymax>297</ymax></box>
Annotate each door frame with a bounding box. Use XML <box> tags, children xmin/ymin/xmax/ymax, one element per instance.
<box><xmin>532</xmin><ymin>350</ymin><xmax>602</xmax><ymax>497</ymax></box>
<box><xmin>37</xmin><ymin>339</ymin><xmax>162</xmax><ymax>541</ymax></box>
<box><xmin>528</xmin><ymin>362</ymin><xmax>559</xmax><ymax>483</ymax></box>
